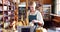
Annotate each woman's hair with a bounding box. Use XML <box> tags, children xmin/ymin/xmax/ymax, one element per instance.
<box><xmin>28</xmin><ymin>1</ymin><xmax>36</xmax><ymax>7</ymax></box>
<box><xmin>28</xmin><ymin>1</ymin><xmax>33</xmax><ymax>6</ymax></box>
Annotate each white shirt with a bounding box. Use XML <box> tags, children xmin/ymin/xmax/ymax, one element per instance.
<box><xmin>28</xmin><ymin>10</ymin><xmax>44</xmax><ymax>26</ymax></box>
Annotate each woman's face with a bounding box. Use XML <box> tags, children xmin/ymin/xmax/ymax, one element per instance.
<box><xmin>29</xmin><ymin>5</ymin><xmax>35</xmax><ymax>12</ymax></box>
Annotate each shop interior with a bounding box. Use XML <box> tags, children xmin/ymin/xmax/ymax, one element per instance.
<box><xmin>0</xmin><ymin>0</ymin><xmax>60</xmax><ymax>32</ymax></box>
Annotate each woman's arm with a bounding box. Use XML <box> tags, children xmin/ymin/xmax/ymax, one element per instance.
<box><xmin>37</xmin><ymin>11</ymin><xmax>44</xmax><ymax>26</ymax></box>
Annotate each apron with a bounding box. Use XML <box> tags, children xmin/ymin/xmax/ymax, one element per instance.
<box><xmin>29</xmin><ymin>14</ymin><xmax>38</xmax><ymax>26</ymax></box>
<box><xmin>29</xmin><ymin>14</ymin><xmax>38</xmax><ymax>32</ymax></box>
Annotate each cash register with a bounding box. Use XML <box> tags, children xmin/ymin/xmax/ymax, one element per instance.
<box><xmin>17</xmin><ymin>26</ymin><xmax>35</xmax><ymax>32</ymax></box>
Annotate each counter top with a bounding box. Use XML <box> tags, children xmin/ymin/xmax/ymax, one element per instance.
<box><xmin>50</xmin><ymin>14</ymin><xmax>60</xmax><ymax>17</ymax></box>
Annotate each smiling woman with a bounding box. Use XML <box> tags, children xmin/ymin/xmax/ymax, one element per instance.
<box><xmin>28</xmin><ymin>1</ymin><xmax>44</xmax><ymax>26</ymax></box>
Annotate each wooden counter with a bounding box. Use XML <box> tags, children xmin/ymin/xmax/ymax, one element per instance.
<box><xmin>50</xmin><ymin>14</ymin><xmax>60</xmax><ymax>27</ymax></box>
<box><xmin>50</xmin><ymin>14</ymin><xmax>60</xmax><ymax>23</ymax></box>
<box><xmin>53</xmin><ymin>16</ymin><xmax>60</xmax><ymax>23</ymax></box>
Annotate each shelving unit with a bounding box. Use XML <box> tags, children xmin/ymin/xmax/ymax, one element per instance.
<box><xmin>0</xmin><ymin>0</ymin><xmax>29</xmax><ymax>31</ymax></box>
<box><xmin>0</xmin><ymin>0</ymin><xmax>18</xmax><ymax>29</ymax></box>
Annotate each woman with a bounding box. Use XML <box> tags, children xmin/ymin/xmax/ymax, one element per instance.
<box><xmin>28</xmin><ymin>2</ymin><xmax>44</xmax><ymax>26</ymax></box>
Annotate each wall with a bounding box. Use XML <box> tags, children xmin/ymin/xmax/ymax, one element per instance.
<box><xmin>20</xmin><ymin>0</ymin><xmax>52</xmax><ymax>4</ymax></box>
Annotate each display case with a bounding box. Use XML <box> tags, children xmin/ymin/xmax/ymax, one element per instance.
<box><xmin>18</xmin><ymin>2</ymin><xmax>27</xmax><ymax>21</ymax></box>
<box><xmin>43</xmin><ymin>5</ymin><xmax>51</xmax><ymax>21</ymax></box>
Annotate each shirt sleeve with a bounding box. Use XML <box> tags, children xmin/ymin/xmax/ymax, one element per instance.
<box><xmin>37</xmin><ymin>11</ymin><xmax>44</xmax><ymax>26</ymax></box>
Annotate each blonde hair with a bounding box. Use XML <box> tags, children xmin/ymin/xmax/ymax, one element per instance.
<box><xmin>29</xmin><ymin>1</ymin><xmax>36</xmax><ymax>7</ymax></box>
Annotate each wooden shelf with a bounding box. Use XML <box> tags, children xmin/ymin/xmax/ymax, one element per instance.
<box><xmin>0</xmin><ymin>3</ymin><xmax>10</xmax><ymax>6</ymax></box>
<box><xmin>0</xmin><ymin>3</ymin><xmax>13</xmax><ymax>7</ymax></box>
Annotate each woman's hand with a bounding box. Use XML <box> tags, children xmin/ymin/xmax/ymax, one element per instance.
<box><xmin>32</xmin><ymin>20</ymin><xmax>43</xmax><ymax>26</ymax></box>
<box><xmin>32</xmin><ymin>20</ymin><xmax>39</xmax><ymax>23</ymax></box>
